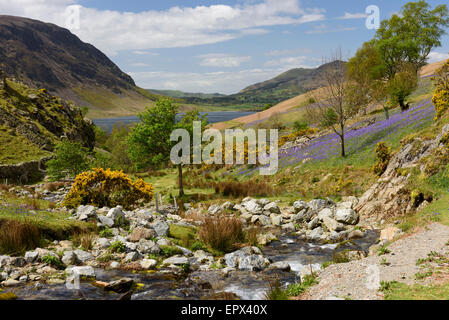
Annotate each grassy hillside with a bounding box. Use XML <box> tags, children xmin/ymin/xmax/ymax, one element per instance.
<box><xmin>0</xmin><ymin>78</ymin><xmax>95</xmax><ymax>165</ymax></box>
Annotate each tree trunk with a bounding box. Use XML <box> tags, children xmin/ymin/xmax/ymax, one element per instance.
<box><xmin>340</xmin><ymin>124</ymin><xmax>346</xmax><ymax>158</ymax></box>
<box><xmin>384</xmin><ymin>105</ymin><xmax>390</xmax><ymax>120</ymax></box>
<box><xmin>399</xmin><ymin>98</ymin><xmax>409</xmax><ymax>112</ymax></box>
<box><xmin>178</xmin><ymin>164</ymin><xmax>184</xmax><ymax>197</ymax></box>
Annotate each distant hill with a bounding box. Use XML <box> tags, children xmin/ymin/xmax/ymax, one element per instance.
<box><xmin>147</xmin><ymin>89</ymin><xmax>226</xmax><ymax>100</ymax></box>
<box><xmin>0</xmin><ymin>15</ymin><xmax>159</xmax><ymax>118</ymax></box>
<box><xmin>164</xmin><ymin>61</ymin><xmax>345</xmax><ymax>107</ymax></box>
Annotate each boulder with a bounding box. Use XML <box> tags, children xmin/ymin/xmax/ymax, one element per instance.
<box><xmin>224</xmin><ymin>247</ymin><xmax>269</xmax><ymax>271</ymax></box>
<box><xmin>105</xmin><ymin>278</ymin><xmax>134</xmax><ymax>293</ymax></box>
<box><xmin>292</xmin><ymin>200</ymin><xmax>309</xmax><ymax>212</ymax></box>
<box><xmin>24</xmin><ymin>251</ymin><xmax>39</xmax><ymax>264</ymax></box>
<box><xmin>163</xmin><ymin>255</ymin><xmax>189</xmax><ymax>266</ymax></box>
<box><xmin>140</xmin><ymin>259</ymin><xmax>157</xmax><ymax>270</ymax></box>
<box><xmin>137</xmin><ymin>239</ymin><xmax>160</xmax><ymax>254</ymax></box>
<box><xmin>307</xmin><ymin>216</ymin><xmax>319</xmax><ymax>230</ymax></box>
<box><xmin>66</xmin><ymin>266</ymin><xmax>96</xmax><ymax>279</ymax></box>
<box><xmin>95</xmin><ymin>238</ymin><xmax>111</xmax><ymax>249</ymax></box>
<box><xmin>258</xmin><ymin>215</ymin><xmax>271</xmax><ymax>226</ymax></box>
<box><xmin>318</xmin><ymin>208</ymin><xmax>334</xmax><ymax>220</ymax></box>
<box><xmin>74</xmin><ymin>250</ymin><xmax>94</xmax><ymax>263</ymax></box>
<box><xmin>309</xmin><ymin>227</ymin><xmax>324</xmax><ymax>241</ymax></box>
<box><xmin>270</xmin><ymin>215</ymin><xmax>282</xmax><ymax>226</ymax></box>
<box><xmin>62</xmin><ymin>251</ymin><xmax>77</xmax><ymax>265</ymax></box>
<box><xmin>129</xmin><ymin>227</ymin><xmax>156</xmax><ymax>242</ymax></box>
<box><xmin>97</xmin><ymin>215</ymin><xmax>114</xmax><ymax>228</ymax></box>
<box><xmin>264</xmin><ymin>202</ymin><xmax>281</xmax><ymax>214</ymax></box>
<box><xmin>294</xmin><ymin>209</ymin><xmax>315</xmax><ymax>223</ymax></box>
<box><xmin>152</xmin><ymin>220</ymin><xmax>170</xmax><ymax>237</ymax></box>
<box><xmin>380</xmin><ymin>226</ymin><xmax>403</xmax><ymax>242</ymax></box>
<box><xmin>335</xmin><ymin>208</ymin><xmax>359</xmax><ymax>225</ymax></box>
<box><xmin>221</xmin><ymin>201</ymin><xmax>234</xmax><ymax>211</ymax></box>
<box><xmin>243</xmin><ymin>200</ymin><xmax>263</xmax><ymax>215</ymax></box>
<box><xmin>77</xmin><ymin>205</ymin><xmax>97</xmax><ymax>221</ymax></box>
<box><xmin>322</xmin><ymin>216</ymin><xmax>344</xmax><ymax>232</ymax></box>
<box><xmin>208</xmin><ymin>204</ymin><xmax>223</xmax><ymax>215</ymax></box>
<box><xmin>124</xmin><ymin>251</ymin><xmax>141</xmax><ymax>262</ymax></box>
<box><xmin>106</xmin><ymin>206</ymin><xmax>126</xmax><ymax>226</ymax></box>
<box><xmin>281</xmin><ymin>222</ymin><xmax>296</xmax><ymax>232</ymax></box>
<box><xmin>268</xmin><ymin>261</ymin><xmax>291</xmax><ymax>271</ymax></box>
<box><xmin>308</xmin><ymin>199</ymin><xmax>333</xmax><ymax>211</ymax></box>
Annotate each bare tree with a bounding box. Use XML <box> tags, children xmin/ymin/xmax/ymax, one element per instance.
<box><xmin>307</xmin><ymin>49</ymin><xmax>360</xmax><ymax>157</ymax></box>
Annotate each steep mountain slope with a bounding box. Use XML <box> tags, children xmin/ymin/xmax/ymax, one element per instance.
<box><xmin>0</xmin><ymin>15</ymin><xmax>156</xmax><ymax>118</ymax></box>
<box><xmin>0</xmin><ymin>77</ymin><xmax>95</xmax><ymax>165</ymax></box>
<box><xmin>162</xmin><ymin>61</ymin><xmax>344</xmax><ymax>107</ymax></box>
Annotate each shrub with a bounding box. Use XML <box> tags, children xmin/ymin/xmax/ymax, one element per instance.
<box><xmin>213</xmin><ymin>180</ymin><xmax>275</xmax><ymax>198</ymax></box>
<box><xmin>265</xmin><ymin>278</ymin><xmax>288</xmax><ymax>300</ymax></box>
<box><xmin>198</xmin><ymin>216</ymin><xmax>245</xmax><ymax>253</ymax></box>
<box><xmin>41</xmin><ymin>255</ymin><xmax>65</xmax><ymax>269</ymax></box>
<box><xmin>293</xmin><ymin>121</ymin><xmax>309</xmax><ymax>132</ymax></box>
<box><xmin>432</xmin><ymin>59</ymin><xmax>449</xmax><ymax>121</ymax></box>
<box><xmin>63</xmin><ymin>168</ymin><xmax>153</xmax><ymax>209</ymax></box>
<box><xmin>46</xmin><ymin>140</ymin><xmax>92</xmax><ymax>181</ymax></box>
<box><xmin>0</xmin><ymin>220</ymin><xmax>41</xmax><ymax>255</ymax></box>
<box><xmin>160</xmin><ymin>245</ymin><xmax>184</xmax><ymax>257</ymax></box>
<box><xmin>285</xmin><ymin>274</ymin><xmax>319</xmax><ymax>297</ymax></box>
<box><xmin>109</xmin><ymin>241</ymin><xmax>125</xmax><ymax>253</ymax></box>
<box><xmin>373</xmin><ymin>142</ymin><xmax>391</xmax><ymax>176</ymax></box>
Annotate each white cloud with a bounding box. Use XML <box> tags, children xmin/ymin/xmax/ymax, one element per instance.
<box><xmin>264</xmin><ymin>56</ymin><xmax>319</xmax><ymax>69</ymax></box>
<box><xmin>428</xmin><ymin>51</ymin><xmax>449</xmax><ymax>63</ymax></box>
<box><xmin>305</xmin><ymin>24</ymin><xmax>356</xmax><ymax>34</ymax></box>
<box><xmin>0</xmin><ymin>0</ymin><xmax>326</xmax><ymax>54</ymax></box>
<box><xmin>265</xmin><ymin>48</ymin><xmax>311</xmax><ymax>56</ymax></box>
<box><xmin>132</xmin><ymin>51</ymin><xmax>159</xmax><ymax>56</ymax></box>
<box><xmin>337</xmin><ymin>12</ymin><xmax>367</xmax><ymax>20</ymax></box>
<box><xmin>197</xmin><ymin>54</ymin><xmax>252</xmax><ymax>67</ymax></box>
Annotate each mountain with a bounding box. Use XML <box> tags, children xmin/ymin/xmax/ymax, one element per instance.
<box><xmin>147</xmin><ymin>89</ymin><xmax>226</xmax><ymax>100</ymax></box>
<box><xmin>0</xmin><ymin>15</ymin><xmax>158</xmax><ymax>118</ymax></box>
<box><xmin>164</xmin><ymin>61</ymin><xmax>345</xmax><ymax>108</ymax></box>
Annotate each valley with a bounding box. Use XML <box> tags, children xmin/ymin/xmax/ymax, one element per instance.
<box><xmin>1</xmin><ymin>0</ymin><xmax>449</xmax><ymax>303</ymax></box>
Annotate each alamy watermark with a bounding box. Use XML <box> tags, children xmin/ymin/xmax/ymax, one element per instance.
<box><xmin>366</xmin><ymin>5</ymin><xmax>380</xmax><ymax>30</ymax></box>
<box><xmin>170</xmin><ymin>122</ymin><xmax>279</xmax><ymax>175</ymax></box>
<box><xmin>64</xmin><ymin>5</ymin><xmax>81</xmax><ymax>31</ymax></box>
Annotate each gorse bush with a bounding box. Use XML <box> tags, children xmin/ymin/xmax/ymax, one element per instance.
<box><xmin>432</xmin><ymin>59</ymin><xmax>449</xmax><ymax>120</ymax></box>
<box><xmin>63</xmin><ymin>168</ymin><xmax>153</xmax><ymax>209</ymax></box>
<box><xmin>373</xmin><ymin>142</ymin><xmax>391</xmax><ymax>176</ymax></box>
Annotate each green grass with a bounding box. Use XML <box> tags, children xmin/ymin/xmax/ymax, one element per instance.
<box><xmin>382</xmin><ymin>281</ymin><xmax>449</xmax><ymax>300</ymax></box>
<box><xmin>0</xmin><ymin>125</ymin><xmax>50</xmax><ymax>165</ymax></box>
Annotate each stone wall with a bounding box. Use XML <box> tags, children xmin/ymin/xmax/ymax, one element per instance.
<box><xmin>0</xmin><ymin>157</ymin><xmax>52</xmax><ymax>184</ymax></box>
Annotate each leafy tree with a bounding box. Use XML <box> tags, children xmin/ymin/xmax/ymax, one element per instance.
<box><xmin>386</xmin><ymin>64</ymin><xmax>418</xmax><ymax>111</ymax></box>
<box><xmin>346</xmin><ymin>41</ymin><xmax>390</xmax><ymax>118</ymax></box>
<box><xmin>128</xmin><ymin>98</ymin><xmax>207</xmax><ymax>196</ymax></box>
<box><xmin>375</xmin><ymin>0</ymin><xmax>449</xmax><ymax>79</ymax></box>
<box><xmin>46</xmin><ymin>140</ymin><xmax>91</xmax><ymax>180</ymax></box>
<box><xmin>105</xmin><ymin>123</ymin><xmax>134</xmax><ymax>172</ymax></box>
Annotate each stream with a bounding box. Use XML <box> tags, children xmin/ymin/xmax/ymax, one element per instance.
<box><xmin>7</xmin><ymin>230</ymin><xmax>378</xmax><ymax>300</ymax></box>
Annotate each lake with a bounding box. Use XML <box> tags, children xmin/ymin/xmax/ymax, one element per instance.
<box><xmin>92</xmin><ymin>111</ymin><xmax>256</xmax><ymax>133</ymax></box>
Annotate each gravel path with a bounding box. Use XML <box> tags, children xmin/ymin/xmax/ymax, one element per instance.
<box><xmin>303</xmin><ymin>223</ymin><xmax>449</xmax><ymax>300</ymax></box>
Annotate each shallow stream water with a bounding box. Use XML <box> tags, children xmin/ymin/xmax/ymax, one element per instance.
<box><xmin>8</xmin><ymin>230</ymin><xmax>378</xmax><ymax>300</ymax></box>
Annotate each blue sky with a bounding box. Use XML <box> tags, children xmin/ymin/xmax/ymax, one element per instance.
<box><xmin>1</xmin><ymin>0</ymin><xmax>449</xmax><ymax>93</ymax></box>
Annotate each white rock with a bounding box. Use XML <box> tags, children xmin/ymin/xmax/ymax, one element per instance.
<box><xmin>66</xmin><ymin>266</ymin><xmax>96</xmax><ymax>279</ymax></box>
<box><xmin>140</xmin><ymin>259</ymin><xmax>157</xmax><ymax>269</ymax></box>
<box><xmin>335</xmin><ymin>208</ymin><xmax>359</xmax><ymax>225</ymax></box>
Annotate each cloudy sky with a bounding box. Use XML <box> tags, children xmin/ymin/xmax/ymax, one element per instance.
<box><xmin>1</xmin><ymin>0</ymin><xmax>448</xmax><ymax>94</ymax></box>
